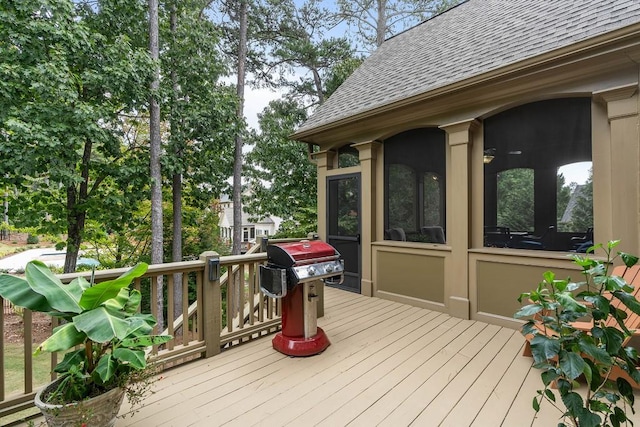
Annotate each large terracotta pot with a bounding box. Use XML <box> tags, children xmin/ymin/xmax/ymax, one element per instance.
<box><xmin>34</xmin><ymin>379</ymin><xmax>125</xmax><ymax>427</ymax></box>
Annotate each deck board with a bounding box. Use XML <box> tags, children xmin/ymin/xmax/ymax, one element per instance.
<box><xmin>22</xmin><ymin>286</ymin><xmax>640</xmax><ymax>427</ymax></box>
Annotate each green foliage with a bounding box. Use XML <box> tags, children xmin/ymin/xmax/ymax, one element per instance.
<box><xmin>497</xmin><ymin>168</ymin><xmax>534</xmax><ymax>231</ymax></box>
<box><xmin>245</xmin><ymin>99</ymin><xmax>317</xmax><ymax>232</ymax></box>
<box><xmin>0</xmin><ymin>261</ymin><xmax>171</xmax><ymax>403</ymax></box>
<box><xmin>568</xmin><ymin>172</ymin><xmax>594</xmax><ymax>233</ymax></box>
<box><xmin>324</xmin><ymin>56</ymin><xmax>364</xmax><ymax>98</ymax></box>
<box><xmin>557</xmin><ymin>173</ymin><xmax>572</xmax><ymax>229</ymax></box>
<box><xmin>0</xmin><ymin>0</ymin><xmax>153</xmax><ymax>271</ymax></box>
<box><xmin>272</xmin><ymin>207</ymin><xmax>318</xmax><ymax>238</ymax></box>
<box><xmin>26</xmin><ymin>234</ymin><xmax>39</xmax><ymax>244</ymax></box>
<box><xmin>160</xmin><ymin>0</ymin><xmax>238</xmax><ymax>203</ymax></box>
<box><xmin>165</xmin><ymin>201</ymin><xmax>231</xmax><ymax>259</ymax></box>
<box><xmin>516</xmin><ymin>241</ymin><xmax>640</xmax><ymax>426</ymax></box>
<box><xmin>388</xmin><ymin>164</ymin><xmax>416</xmax><ymax>230</ymax></box>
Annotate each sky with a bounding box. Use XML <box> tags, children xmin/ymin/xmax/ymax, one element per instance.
<box><xmin>243</xmin><ymin>86</ymin><xmax>282</xmax><ymax>130</ymax></box>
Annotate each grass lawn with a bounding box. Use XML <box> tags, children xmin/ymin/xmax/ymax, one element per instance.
<box><xmin>0</xmin><ymin>242</ymin><xmax>23</xmax><ymax>258</ymax></box>
<box><xmin>2</xmin><ymin>344</ymin><xmax>52</xmax><ymax>425</ymax></box>
<box><xmin>4</xmin><ymin>343</ymin><xmax>52</xmax><ymax>396</ymax></box>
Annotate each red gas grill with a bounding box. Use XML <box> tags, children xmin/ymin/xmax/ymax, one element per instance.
<box><xmin>260</xmin><ymin>240</ymin><xmax>344</xmax><ymax>356</ymax></box>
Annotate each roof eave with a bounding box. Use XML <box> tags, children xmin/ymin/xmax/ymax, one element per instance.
<box><xmin>292</xmin><ymin>21</ymin><xmax>640</xmax><ymax>143</ymax></box>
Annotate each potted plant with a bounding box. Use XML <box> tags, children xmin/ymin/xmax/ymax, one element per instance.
<box><xmin>515</xmin><ymin>241</ymin><xmax>640</xmax><ymax>427</ymax></box>
<box><xmin>0</xmin><ymin>260</ymin><xmax>172</xmax><ymax>427</ymax></box>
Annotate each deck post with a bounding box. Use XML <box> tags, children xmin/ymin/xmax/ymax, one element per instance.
<box><xmin>440</xmin><ymin>119</ymin><xmax>479</xmax><ymax>320</ymax></box>
<box><xmin>201</xmin><ymin>251</ymin><xmax>221</xmax><ymax>357</ymax></box>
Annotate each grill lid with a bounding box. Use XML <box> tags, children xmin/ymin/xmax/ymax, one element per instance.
<box><xmin>266</xmin><ymin>240</ymin><xmax>337</xmax><ymax>267</ymax></box>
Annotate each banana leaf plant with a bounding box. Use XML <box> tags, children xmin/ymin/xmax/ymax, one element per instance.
<box><xmin>0</xmin><ymin>261</ymin><xmax>172</xmax><ymax>403</ymax></box>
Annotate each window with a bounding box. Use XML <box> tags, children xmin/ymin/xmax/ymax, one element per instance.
<box><xmin>483</xmin><ymin>98</ymin><xmax>592</xmax><ymax>251</ymax></box>
<box><xmin>557</xmin><ymin>162</ymin><xmax>593</xmax><ymax>233</ymax></box>
<box><xmin>384</xmin><ymin>128</ymin><xmax>446</xmax><ymax>243</ymax></box>
<box><xmin>338</xmin><ymin>145</ymin><xmax>359</xmax><ymax>168</ymax></box>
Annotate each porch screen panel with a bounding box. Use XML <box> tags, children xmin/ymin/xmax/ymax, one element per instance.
<box><xmin>483</xmin><ymin>97</ymin><xmax>592</xmax><ymax>252</ymax></box>
<box><xmin>384</xmin><ymin>127</ymin><xmax>446</xmax><ymax>243</ymax></box>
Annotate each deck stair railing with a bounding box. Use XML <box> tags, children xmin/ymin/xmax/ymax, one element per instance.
<box><xmin>0</xmin><ymin>238</ymin><xmax>305</xmax><ymax>420</ymax></box>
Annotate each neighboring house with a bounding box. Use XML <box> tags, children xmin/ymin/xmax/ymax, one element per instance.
<box><xmin>218</xmin><ymin>195</ymin><xmax>277</xmax><ymax>252</ymax></box>
<box><xmin>292</xmin><ymin>0</ymin><xmax>640</xmax><ymax>328</ymax></box>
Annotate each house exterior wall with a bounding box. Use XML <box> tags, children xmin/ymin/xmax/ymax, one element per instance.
<box><xmin>308</xmin><ymin>32</ymin><xmax>640</xmax><ymax>329</ymax></box>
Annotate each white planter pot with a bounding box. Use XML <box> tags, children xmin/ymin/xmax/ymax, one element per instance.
<box><xmin>34</xmin><ymin>379</ymin><xmax>125</xmax><ymax>427</ymax></box>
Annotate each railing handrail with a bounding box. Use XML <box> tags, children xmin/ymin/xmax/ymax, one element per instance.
<box><xmin>0</xmin><ymin>238</ymin><xmax>301</xmax><ymax>420</ymax></box>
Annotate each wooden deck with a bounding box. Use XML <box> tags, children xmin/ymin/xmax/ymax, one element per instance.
<box><xmin>25</xmin><ymin>287</ymin><xmax>640</xmax><ymax>426</ymax></box>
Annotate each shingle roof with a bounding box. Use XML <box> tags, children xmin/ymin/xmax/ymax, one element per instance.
<box><xmin>295</xmin><ymin>0</ymin><xmax>640</xmax><ymax>136</ymax></box>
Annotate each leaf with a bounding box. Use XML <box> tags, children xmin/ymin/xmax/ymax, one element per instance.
<box><xmin>584</xmin><ymin>295</ymin><xmax>610</xmax><ymax>316</ymax></box>
<box><xmin>37</xmin><ymin>323</ymin><xmax>86</xmax><ymax>354</ymax></box>
<box><xmin>101</xmin><ymin>288</ymin><xmax>129</xmax><ymax>311</ymax></box>
<box><xmin>620</xmin><ymin>252</ymin><xmax>639</xmax><ymax>268</ymax></box>
<box><xmin>70</xmin><ymin>276</ymin><xmax>91</xmax><ymax>291</ymax></box>
<box><xmin>612</xmin><ymin>290</ymin><xmax>640</xmax><ymax>316</ymax></box>
<box><xmin>544</xmin><ymin>388</ymin><xmax>556</xmax><ymax>402</ymax></box>
<box><xmin>543</xmin><ymin>271</ymin><xmax>556</xmax><ymax>284</ymax></box>
<box><xmin>616</xmin><ymin>377</ymin><xmax>635</xmax><ymax>406</ymax></box>
<box><xmin>122</xmin><ymin>288</ymin><xmax>142</xmax><ymax>315</ymax></box>
<box><xmin>120</xmin><ymin>334</ymin><xmax>172</xmax><ymax>348</ymax></box>
<box><xmin>94</xmin><ymin>353</ymin><xmax>116</xmax><ymax>383</ymax></box>
<box><xmin>532</xmin><ymin>396</ymin><xmax>540</xmax><ymax>412</ymax></box>
<box><xmin>612</xmin><ymin>406</ymin><xmax>628</xmax><ymax>426</ymax></box>
<box><xmin>603</xmin><ymin>327</ymin><xmax>625</xmax><ymax>354</ymax></box>
<box><xmin>585</xmin><ymin>359</ymin><xmax>602</xmax><ymax>392</ymax></box>
<box><xmin>530</xmin><ymin>335</ymin><xmax>561</xmax><ymax>363</ymax></box>
<box><xmin>542</xmin><ymin>370</ymin><xmax>560</xmax><ymax>387</ymax></box>
<box><xmin>72</xmin><ymin>306</ymin><xmax>130</xmax><ymax>343</ymax></box>
<box><xmin>557</xmin><ymin>292</ymin><xmax>586</xmax><ymax>313</ymax></box>
<box><xmin>578</xmin><ymin>410</ymin><xmax>602</xmax><ymax>427</ymax></box>
<box><xmin>579</xmin><ymin>341</ymin><xmax>611</xmax><ymax>365</ymax></box>
<box><xmin>53</xmin><ymin>348</ymin><xmax>86</xmax><ymax>374</ymax></box>
<box><xmin>562</xmin><ymin>391</ymin><xmax>584</xmax><ymax>417</ymax></box>
<box><xmin>605</xmin><ymin>275</ymin><xmax>628</xmax><ymax>292</ymax></box>
<box><xmin>0</xmin><ymin>274</ymin><xmax>52</xmax><ymax>312</ymax></box>
<box><xmin>98</xmin><ymin>263</ymin><xmax>147</xmax><ymax>292</ymax></box>
<box><xmin>79</xmin><ymin>263</ymin><xmax>147</xmax><ymax>310</ymax></box>
<box><xmin>559</xmin><ymin>351</ymin><xmax>587</xmax><ymax>380</ymax></box>
<box><xmin>113</xmin><ymin>348</ymin><xmax>145</xmax><ymax>369</ymax></box>
<box><xmin>25</xmin><ymin>261</ymin><xmax>82</xmax><ymax>314</ymax></box>
<box><xmin>514</xmin><ymin>304</ymin><xmax>542</xmax><ymax>318</ymax></box>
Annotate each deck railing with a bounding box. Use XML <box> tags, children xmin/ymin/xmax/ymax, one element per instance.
<box><xmin>0</xmin><ymin>238</ymin><xmax>306</xmax><ymax>420</ymax></box>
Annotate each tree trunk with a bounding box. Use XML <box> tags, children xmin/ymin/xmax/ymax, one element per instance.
<box><xmin>64</xmin><ymin>199</ymin><xmax>84</xmax><ymax>274</ymax></box>
<box><xmin>170</xmin><ymin>2</ymin><xmax>183</xmax><ymax>327</ymax></box>
<box><xmin>149</xmin><ymin>0</ymin><xmax>164</xmax><ymax>331</ymax></box>
<box><xmin>376</xmin><ymin>0</ymin><xmax>386</xmax><ymax>47</ymax></box>
<box><xmin>312</xmin><ymin>67</ymin><xmax>324</xmax><ymax>105</ymax></box>
<box><xmin>230</xmin><ymin>0</ymin><xmax>248</xmax><ymax>320</ymax></box>
<box><xmin>172</xmin><ymin>173</ymin><xmax>183</xmax><ymax>321</ymax></box>
<box><xmin>63</xmin><ymin>140</ymin><xmax>93</xmax><ymax>273</ymax></box>
<box><xmin>232</xmin><ymin>0</ymin><xmax>248</xmax><ymax>257</ymax></box>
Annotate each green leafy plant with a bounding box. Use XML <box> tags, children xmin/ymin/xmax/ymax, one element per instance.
<box><xmin>0</xmin><ymin>261</ymin><xmax>171</xmax><ymax>403</ymax></box>
<box><xmin>516</xmin><ymin>241</ymin><xmax>640</xmax><ymax>427</ymax></box>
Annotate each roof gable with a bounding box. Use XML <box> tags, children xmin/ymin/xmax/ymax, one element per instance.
<box><xmin>295</xmin><ymin>0</ymin><xmax>640</xmax><ymax>136</ymax></box>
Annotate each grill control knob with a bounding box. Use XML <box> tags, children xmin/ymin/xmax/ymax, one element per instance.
<box><xmin>325</xmin><ymin>264</ymin><xmax>334</xmax><ymax>273</ymax></box>
<box><xmin>308</xmin><ymin>266</ymin><xmax>316</xmax><ymax>276</ymax></box>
